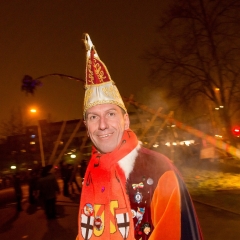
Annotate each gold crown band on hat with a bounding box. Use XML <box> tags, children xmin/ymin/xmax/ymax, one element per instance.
<box><xmin>82</xmin><ymin>33</ymin><xmax>127</xmax><ymax>117</ymax></box>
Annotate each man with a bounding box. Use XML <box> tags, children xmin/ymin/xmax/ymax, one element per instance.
<box><xmin>13</xmin><ymin>172</ymin><xmax>23</xmax><ymax>212</ymax></box>
<box><xmin>37</xmin><ymin>165</ymin><xmax>60</xmax><ymax>219</ymax></box>
<box><xmin>77</xmin><ymin>34</ymin><xmax>203</xmax><ymax>240</ymax></box>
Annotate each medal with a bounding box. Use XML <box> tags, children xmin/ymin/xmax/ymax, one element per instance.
<box><xmin>135</xmin><ymin>191</ymin><xmax>143</xmax><ymax>203</ymax></box>
<box><xmin>147</xmin><ymin>178</ymin><xmax>154</xmax><ymax>185</ymax></box>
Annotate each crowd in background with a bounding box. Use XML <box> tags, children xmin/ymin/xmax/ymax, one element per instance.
<box><xmin>0</xmin><ymin>159</ymin><xmax>88</xmax><ymax>218</ymax></box>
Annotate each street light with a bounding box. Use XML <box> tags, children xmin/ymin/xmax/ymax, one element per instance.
<box><xmin>70</xmin><ymin>154</ymin><xmax>76</xmax><ymax>159</ymax></box>
<box><xmin>30</xmin><ymin>108</ymin><xmax>37</xmax><ymax>113</ymax></box>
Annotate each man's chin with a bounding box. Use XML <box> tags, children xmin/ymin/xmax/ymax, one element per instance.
<box><xmin>97</xmin><ymin>144</ymin><xmax>116</xmax><ymax>154</ymax></box>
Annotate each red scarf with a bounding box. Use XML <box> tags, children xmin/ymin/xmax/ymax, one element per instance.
<box><xmin>78</xmin><ymin>129</ymin><xmax>138</xmax><ymax>240</ymax></box>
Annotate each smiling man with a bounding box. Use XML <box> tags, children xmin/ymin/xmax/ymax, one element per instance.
<box><xmin>85</xmin><ymin>104</ymin><xmax>129</xmax><ymax>154</ymax></box>
<box><xmin>77</xmin><ymin>34</ymin><xmax>203</xmax><ymax>240</ymax></box>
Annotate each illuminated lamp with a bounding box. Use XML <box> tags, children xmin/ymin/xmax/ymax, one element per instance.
<box><xmin>232</xmin><ymin>127</ymin><xmax>240</xmax><ymax>137</ymax></box>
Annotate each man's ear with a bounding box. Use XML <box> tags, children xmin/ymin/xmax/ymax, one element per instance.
<box><xmin>83</xmin><ymin>121</ymin><xmax>89</xmax><ymax>136</ymax></box>
<box><xmin>124</xmin><ymin>114</ymin><xmax>130</xmax><ymax>130</ymax></box>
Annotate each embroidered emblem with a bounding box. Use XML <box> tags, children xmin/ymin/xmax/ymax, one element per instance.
<box><xmin>83</xmin><ymin>203</ymin><xmax>94</xmax><ymax>216</ymax></box>
<box><xmin>135</xmin><ymin>191</ymin><xmax>143</xmax><ymax>204</ymax></box>
<box><xmin>135</xmin><ymin>207</ymin><xmax>145</xmax><ymax>228</ymax></box>
<box><xmin>81</xmin><ymin>213</ymin><xmax>94</xmax><ymax>239</ymax></box>
<box><xmin>110</xmin><ymin>201</ymin><xmax>119</xmax><ymax>234</ymax></box>
<box><xmin>93</xmin><ymin>204</ymin><xmax>105</xmax><ymax>236</ymax></box>
<box><xmin>132</xmin><ymin>182</ymin><xmax>144</xmax><ymax>190</ymax></box>
<box><xmin>147</xmin><ymin>178</ymin><xmax>154</xmax><ymax>185</ymax></box>
<box><xmin>116</xmin><ymin>212</ymin><xmax>130</xmax><ymax>239</ymax></box>
<box><xmin>141</xmin><ymin>222</ymin><xmax>151</xmax><ymax>235</ymax></box>
<box><xmin>131</xmin><ymin>209</ymin><xmax>136</xmax><ymax>218</ymax></box>
<box><xmin>94</xmin><ymin>216</ymin><xmax>103</xmax><ymax>231</ymax></box>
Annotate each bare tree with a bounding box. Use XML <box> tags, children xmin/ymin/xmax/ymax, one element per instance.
<box><xmin>0</xmin><ymin>107</ymin><xmax>26</xmax><ymax>137</ymax></box>
<box><xmin>143</xmin><ymin>0</ymin><xmax>240</xmax><ymax>144</ymax></box>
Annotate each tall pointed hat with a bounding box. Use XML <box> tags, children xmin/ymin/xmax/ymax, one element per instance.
<box><xmin>82</xmin><ymin>33</ymin><xmax>127</xmax><ymax>116</ymax></box>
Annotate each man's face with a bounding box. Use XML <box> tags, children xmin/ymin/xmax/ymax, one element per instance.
<box><xmin>84</xmin><ymin>104</ymin><xmax>130</xmax><ymax>153</ymax></box>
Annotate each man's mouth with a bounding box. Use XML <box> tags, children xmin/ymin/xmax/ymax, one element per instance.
<box><xmin>98</xmin><ymin>133</ymin><xmax>113</xmax><ymax>138</ymax></box>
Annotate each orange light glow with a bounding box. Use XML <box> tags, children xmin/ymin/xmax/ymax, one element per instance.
<box><xmin>30</xmin><ymin>108</ymin><xmax>37</xmax><ymax>113</ymax></box>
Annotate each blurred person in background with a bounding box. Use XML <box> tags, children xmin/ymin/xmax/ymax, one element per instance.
<box><xmin>13</xmin><ymin>172</ymin><xmax>23</xmax><ymax>212</ymax></box>
<box><xmin>37</xmin><ymin>165</ymin><xmax>60</xmax><ymax>219</ymax></box>
<box><xmin>28</xmin><ymin>169</ymin><xmax>39</xmax><ymax>204</ymax></box>
<box><xmin>69</xmin><ymin>164</ymin><xmax>81</xmax><ymax>195</ymax></box>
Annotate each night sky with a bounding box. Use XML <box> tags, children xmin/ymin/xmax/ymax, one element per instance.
<box><xmin>0</xmin><ymin>0</ymin><xmax>170</xmax><ymax>128</ymax></box>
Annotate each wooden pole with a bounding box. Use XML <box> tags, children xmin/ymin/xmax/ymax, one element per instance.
<box><xmin>148</xmin><ymin>111</ymin><xmax>173</xmax><ymax>148</ymax></box>
<box><xmin>123</xmin><ymin>97</ymin><xmax>240</xmax><ymax>159</ymax></box>
<box><xmin>37</xmin><ymin>122</ymin><xmax>45</xmax><ymax>167</ymax></box>
<box><xmin>139</xmin><ymin>107</ymin><xmax>162</xmax><ymax>140</ymax></box>
<box><xmin>53</xmin><ymin>119</ymin><xmax>83</xmax><ymax>166</ymax></box>
<box><xmin>48</xmin><ymin>120</ymin><xmax>67</xmax><ymax>165</ymax></box>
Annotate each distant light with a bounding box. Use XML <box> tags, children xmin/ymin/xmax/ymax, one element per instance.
<box><xmin>219</xmin><ymin>106</ymin><xmax>224</xmax><ymax>108</ymax></box>
<box><xmin>10</xmin><ymin>166</ymin><xmax>16</xmax><ymax>169</ymax></box>
<box><xmin>232</xmin><ymin>127</ymin><xmax>240</xmax><ymax>137</ymax></box>
<box><xmin>153</xmin><ymin>143</ymin><xmax>159</xmax><ymax>148</ymax></box>
<box><xmin>30</xmin><ymin>109</ymin><xmax>37</xmax><ymax>113</ymax></box>
<box><xmin>30</xmin><ymin>141</ymin><xmax>36</xmax><ymax>145</ymax></box>
<box><xmin>182</xmin><ymin>141</ymin><xmax>190</xmax><ymax>146</ymax></box>
<box><xmin>70</xmin><ymin>154</ymin><xmax>76</xmax><ymax>159</ymax></box>
<box><xmin>215</xmin><ymin>88</ymin><xmax>220</xmax><ymax>91</ymax></box>
<box><xmin>165</xmin><ymin>142</ymin><xmax>178</xmax><ymax>147</ymax></box>
<box><xmin>28</xmin><ymin>168</ymin><xmax>32</xmax><ymax>171</ymax></box>
<box><xmin>171</xmin><ymin>125</ymin><xmax>176</xmax><ymax>127</ymax></box>
<box><xmin>179</xmin><ymin>140</ymin><xmax>195</xmax><ymax>146</ymax></box>
<box><xmin>31</xmin><ymin>134</ymin><xmax>36</xmax><ymax>138</ymax></box>
<box><xmin>215</xmin><ymin>107</ymin><xmax>219</xmax><ymax>110</ymax></box>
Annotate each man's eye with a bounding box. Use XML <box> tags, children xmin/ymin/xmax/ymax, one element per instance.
<box><xmin>89</xmin><ymin>115</ymin><xmax>98</xmax><ymax>121</ymax></box>
<box><xmin>108</xmin><ymin>112</ymin><xmax>115</xmax><ymax>117</ymax></box>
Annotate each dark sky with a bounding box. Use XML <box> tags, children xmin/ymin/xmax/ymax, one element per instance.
<box><xmin>0</xmin><ymin>0</ymin><xmax>170</xmax><ymax>127</ymax></box>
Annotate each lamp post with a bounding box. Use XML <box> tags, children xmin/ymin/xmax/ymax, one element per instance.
<box><xmin>29</xmin><ymin>108</ymin><xmax>45</xmax><ymax>167</ymax></box>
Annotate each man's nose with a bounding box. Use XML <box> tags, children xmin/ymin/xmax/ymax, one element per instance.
<box><xmin>98</xmin><ymin>117</ymin><xmax>108</xmax><ymax>130</ymax></box>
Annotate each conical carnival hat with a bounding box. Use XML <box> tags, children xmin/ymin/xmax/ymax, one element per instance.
<box><xmin>82</xmin><ymin>33</ymin><xmax>127</xmax><ymax>117</ymax></box>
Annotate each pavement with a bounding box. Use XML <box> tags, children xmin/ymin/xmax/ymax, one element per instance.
<box><xmin>0</xmin><ymin>180</ymin><xmax>79</xmax><ymax>240</ymax></box>
<box><xmin>1</xmin><ymin>161</ymin><xmax>240</xmax><ymax>239</ymax></box>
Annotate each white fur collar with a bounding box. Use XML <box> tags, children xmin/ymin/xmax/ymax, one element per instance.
<box><xmin>118</xmin><ymin>142</ymin><xmax>141</xmax><ymax>179</ymax></box>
